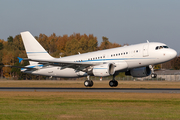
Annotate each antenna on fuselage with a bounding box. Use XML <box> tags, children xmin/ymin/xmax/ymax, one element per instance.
<box><xmin>147</xmin><ymin>40</ymin><xmax>149</xmax><ymax>43</ymax></box>
<box><xmin>78</xmin><ymin>52</ymin><xmax>81</xmax><ymax>55</ymax></box>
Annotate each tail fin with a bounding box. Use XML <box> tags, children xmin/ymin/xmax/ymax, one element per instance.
<box><xmin>20</xmin><ymin>31</ymin><xmax>53</xmax><ymax>65</ymax></box>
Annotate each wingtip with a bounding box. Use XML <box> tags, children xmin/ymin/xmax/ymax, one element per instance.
<box><xmin>17</xmin><ymin>57</ymin><xmax>23</xmax><ymax>63</ymax></box>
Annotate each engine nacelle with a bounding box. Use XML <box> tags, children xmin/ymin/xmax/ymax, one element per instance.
<box><xmin>92</xmin><ymin>63</ymin><xmax>115</xmax><ymax>77</ymax></box>
<box><xmin>125</xmin><ymin>66</ymin><xmax>151</xmax><ymax>77</ymax></box>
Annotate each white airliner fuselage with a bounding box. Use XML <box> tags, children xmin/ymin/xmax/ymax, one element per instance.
<box><xmin>14</xmin><ymin>31</ymin><xmax>177</xmax><ymax>87</ymax></box>
<box><xmin>23</xmin><ymin>42</ymin><xmax>176</xmax><ymax>77</ymax></box>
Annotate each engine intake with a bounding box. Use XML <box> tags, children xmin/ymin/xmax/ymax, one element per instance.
<box><xmin>125</xmin><ymin>66</ymin><xmax>151</xmax><ymax>77</ymax></box>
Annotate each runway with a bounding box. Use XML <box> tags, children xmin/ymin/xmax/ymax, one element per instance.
<box><xmin>0</xmin><ymin>87</ymin><xmax>180</xmax><ymax>93</ymax></box>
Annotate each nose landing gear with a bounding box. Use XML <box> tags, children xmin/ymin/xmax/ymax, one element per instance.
<box><xmin>149</xmin><ymin>65</ymin><xmax>157</xmax><ymax>78</ymax></box>
<box><xmin>151</xmin><ymin>73</ymin><xmax>157</xmax><ymax>78</ymax></box>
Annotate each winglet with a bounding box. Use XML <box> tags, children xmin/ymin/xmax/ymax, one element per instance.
<box><xmin>17</xmin><ymin>57</ymin><xmax>23</xmax><ymax>63</ymax></box>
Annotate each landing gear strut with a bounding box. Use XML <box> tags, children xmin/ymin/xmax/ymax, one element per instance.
<box><xmin>109</xmin><ymin>74</ymin><xmax>118</xmax><ymax>87</ymax></box>
<box><xmin>149</xmin><ymin>65</ymin><xmax>157</xmax><ymax>78</ymax></box>
<box><xmin>84</xmin><ymin>76</ymin><xmax>93</xmax><ymax>87</ymax></box>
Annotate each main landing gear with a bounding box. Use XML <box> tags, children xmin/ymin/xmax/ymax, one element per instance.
<box><xmin>84</xmin><ymin>75</ymin><xmax>118</xmax><ymax>87</ymax></box>
<box><xmin>109</xmin><ymin>75</ymin><xmax>118</xmax><ymax>87</ymax></box>
<box><xmin>84</xmin><ymin>76</ymin><xmax>93</xmax><ymax>87</ymax></box>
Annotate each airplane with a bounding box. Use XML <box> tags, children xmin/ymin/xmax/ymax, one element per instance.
<box><xmin>7</xmin><ymin>31</ymin><xmax>177</xmax><ymax>87</ymax></box>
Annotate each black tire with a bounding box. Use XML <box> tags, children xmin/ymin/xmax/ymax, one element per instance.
<box><xmin>84</xmin><ymin>80</ymin><xmax>90</xmax><ymax>87</ymax></box>
<box><xmin>109</xmin><ymin>80</ymin><xmax>118</xmax><ymax>87</ymax></box>
<box><xmin>151</xmin><ymin>73</ymin><xmax>157</xmax><ymax>78</ymax></box>
<box><xmin>89</xmin><ymin>80</ymin><xmax>94</xmax><ymax>87</ymax></box>
<box><xmin>109</xmin><ymin>80</ymin><xmax>114</xmax><ymax>87</ymax></box>
<box><xmin>114</xmin><ymin>80</ymin><xmax>118</xmax><ymax>87</ymax></box>
<box><xmin>84</xmin><ymin>80</ymin><xmax>93</xmax><ymax>87</ymax></box>
<box><xmin>154</xmin><ymin>73</ymin><xmax>157</xmax><ymax>78</ymax></box>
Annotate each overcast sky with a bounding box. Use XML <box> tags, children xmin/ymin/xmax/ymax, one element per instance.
<box><xmin>0</xmin><ymin>0</ymin><xmax>180</xmax><ymax>53</ymax></box>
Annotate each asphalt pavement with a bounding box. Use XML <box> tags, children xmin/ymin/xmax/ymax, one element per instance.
<box><xmin>0</xmin><ymin>87</ymin><xmax>180</xmax><ymax>93</ymax></box>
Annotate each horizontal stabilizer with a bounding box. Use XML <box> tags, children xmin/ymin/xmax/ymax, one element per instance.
<box><xmin>17</xmin><ymin>57</ymin><xmax>23</xmax><ymax>63</ymax></box>
<box><xmin>4</xmin><ymin>65</ymin><xmax>36</xmax><ymax>70</ymax></box>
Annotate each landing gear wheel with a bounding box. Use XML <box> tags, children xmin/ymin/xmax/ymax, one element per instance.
<box><xmin>84</xmin><ymin>80</ymin><xmax>89</xmax><ymax>87</ymax></box>
<box><xmin>84</xmin><ymin>80</ymin><xmax>93</xmax><ymax>87</ymax></box>
<box><xmin>151</xmin><ymin>73</ymin><xmax>157</xmax><ymax>78</ymax></box>
<box><xmin>90</xmin><ymin>80</ymin><xmax>93</xmax><ymax>87</ymax></box>
<box><xmin>109</xmin><ymin>80</ymin><xmax>118</xmax><ymax>87</ymax></box>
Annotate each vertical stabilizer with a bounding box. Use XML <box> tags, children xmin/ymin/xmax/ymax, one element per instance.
<box><xmin>20</xmin><ymin>31</ymin><xmax>53</xmax><ymax>65</ymax></box>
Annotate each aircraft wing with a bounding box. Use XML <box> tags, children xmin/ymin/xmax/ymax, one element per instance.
<box><xmin>18</xmin><ymin>57</ymin><xmax>101</xmax><ymax>70</ymax></box>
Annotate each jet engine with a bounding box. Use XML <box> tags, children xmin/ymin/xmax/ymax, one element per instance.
<box><xmin>125</xmin><ymin>66</ymin><xmax>151</xmax><ymax>77</ymax></box>
<box><xmin>92</xmin><ymin>63</ymin><xmax>115</xmax><ymax>77</ymax></box>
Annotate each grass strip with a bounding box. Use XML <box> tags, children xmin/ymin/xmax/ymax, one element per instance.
<box><xmin>0</xmin><ymin>92</ymin><xmax>180</xmax><ymax>120</ymax></box>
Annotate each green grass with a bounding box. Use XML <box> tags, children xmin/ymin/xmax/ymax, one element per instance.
<box><xmin>0</xmin><ymin>92</ymin><xmax>180</xmax><ymax>120</ymax></box>
<box><xmin>1</xmin><ymin>80</ymin><xmax>180</xmax><ymax>88</ymax></box>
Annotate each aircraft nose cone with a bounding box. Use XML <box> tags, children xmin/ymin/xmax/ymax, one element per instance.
<box><xmin>170</xmin><ymin>49</ymin><xmax>177</xmax><ymax>59</ymax></box>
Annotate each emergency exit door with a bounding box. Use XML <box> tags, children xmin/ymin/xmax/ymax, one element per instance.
<box><xmin>143</xmin><ymin>44</ymin><xmax>149</xmax><ymax>57</ymax></box>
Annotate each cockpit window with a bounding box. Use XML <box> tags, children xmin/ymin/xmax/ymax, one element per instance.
<box><xmin>163</xmin><ymin>46</ymin><xmax>169</xmax><ymax>48</ymax></box>
<box><xmin>155</xmin><ymin>46</ymin><xmax>159</xmax><ymax>50</ymax></box>
<box><xmin>155</xmin><ymin>45</ymin><xmax>169</xmax><ymax>50</ymax></box>
<box><xmin>159</xmin><ymin>46</ymin><xmax>163</xmax><ymax>49</ymax></box>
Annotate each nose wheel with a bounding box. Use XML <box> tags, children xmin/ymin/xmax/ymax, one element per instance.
<box><xmin>151</xmin><ymin>73</ymin><xmax>157</xmax><ymax>78</ymax></box>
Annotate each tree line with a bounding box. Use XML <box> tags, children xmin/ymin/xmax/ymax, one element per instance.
<box><xmin>0</xmin><ymin>33</ymin><xmax>121</xmax><ymax>79</ymax></box>
<box><xmin>0</xmin><ymin>33</ymin><xmax>179</xmax><ymax>79</ymax></box>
